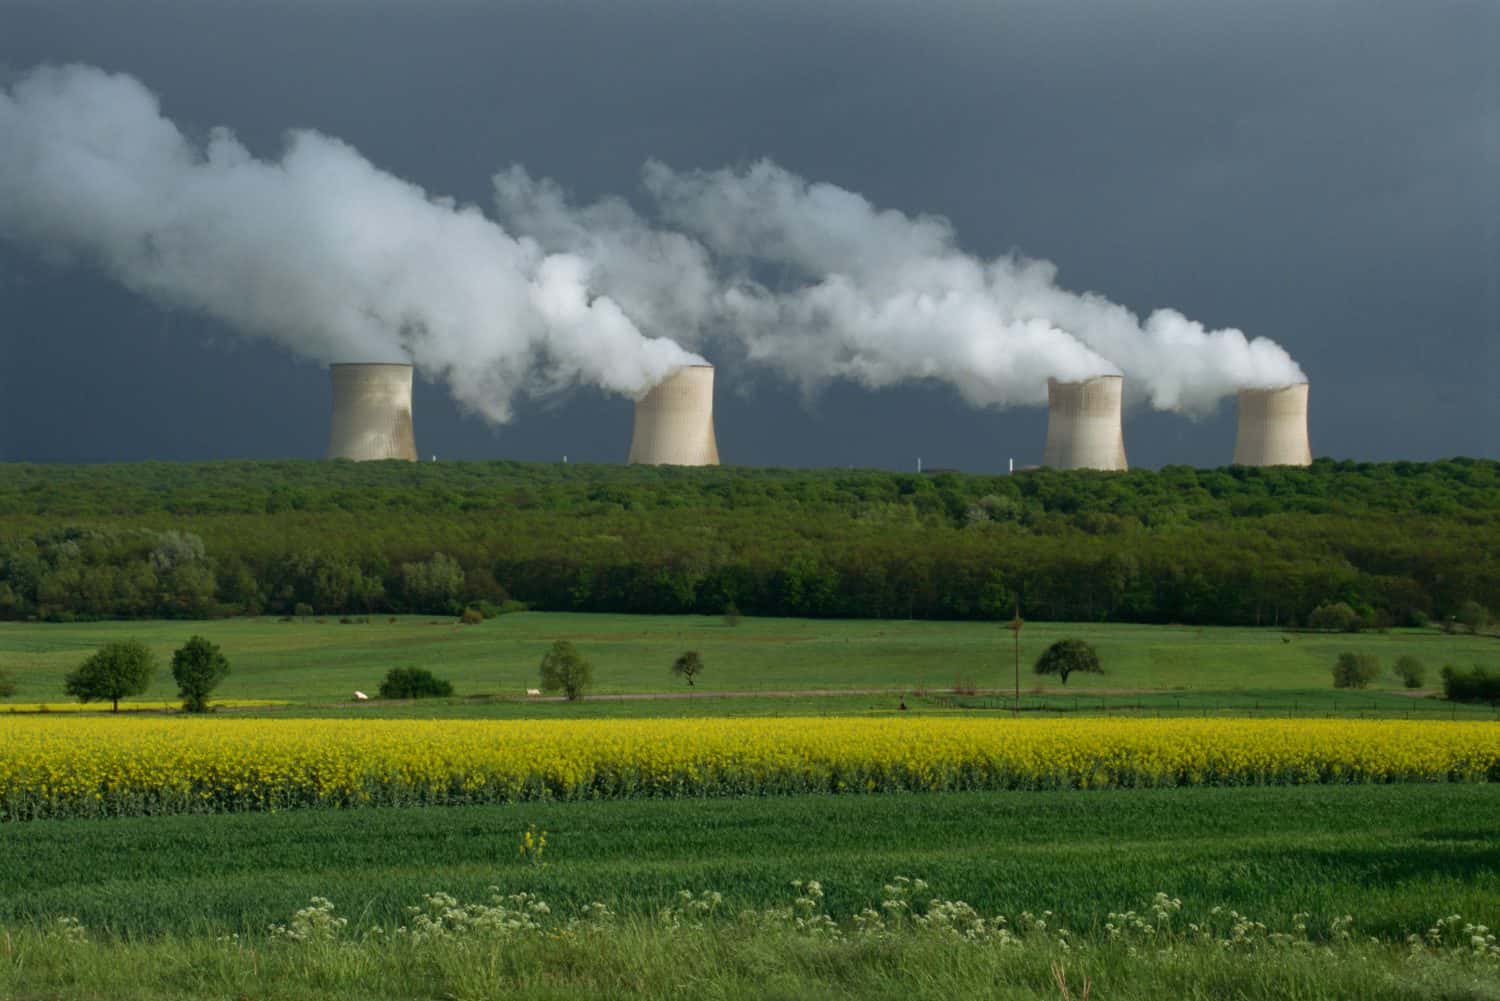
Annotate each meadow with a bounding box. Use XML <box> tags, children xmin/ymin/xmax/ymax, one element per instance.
<box><xmin>3</xmin><ymin>615</ymin><xmax>1498</xmax><ymax>999</ymax></box>
<box><xmin>3</xmin><ymin>785</ymin><xmax>1498</xmax><ymax>999</ymax></box>
<box><xmin>2</xmin><ymin>613</ymin><xmax>1495</xmax><ymax>713</ymax></box>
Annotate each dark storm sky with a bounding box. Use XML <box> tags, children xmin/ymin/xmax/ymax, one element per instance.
<box><xmin>1</xmin><ymin>0</ymin><xmax>1496</xmax><ymax>469</ymax></box>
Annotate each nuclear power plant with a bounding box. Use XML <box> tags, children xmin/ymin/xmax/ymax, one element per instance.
<box><xmin>627</xmin><ymin>364</ymin><xmax>720</xmax><ymax>466</ymax></box>
<box><xmin>1042</xmin><ymin>375</ymin><xmax>1128</xmax><ymax>471</ymax></box>
<box><xmin>305</xmin><ymin>359</ymin><xmax>1307</xmax><ymax>471</ymax></box>
<box><xmin>1233</xmin><ymin>382</ymin><xmax>1312</xmax><ymax>467</ymax></box>
<box><xmin>325</xmin><ymin>363</ymin><xmax>418</xmax><ymax>461</ymax></box>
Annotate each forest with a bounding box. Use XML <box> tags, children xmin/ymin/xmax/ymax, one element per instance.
<box><xmin>0</xmin><ymin>457</ymin><xmax>1495</xmax><ymax>626</ymax></box>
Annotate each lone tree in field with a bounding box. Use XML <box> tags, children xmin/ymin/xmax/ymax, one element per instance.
<box><xmin>171</xmin><ymin>635</ymin><xmax>231</xmax><ymax>712</ymax></box>
<box><xmin>1393</xmin><ymin>655</ymin><xmax>1426</xmax><ymax>690</ymax></box>
<box><xmin>672</xmin><ymin>650</ymin><xmax>704</xmax><ymax>687</ymax></box>
<box><xmin>1332</xmin><ymin>651</ymin><xmax>1380</xmax><ymax>689</ymax></box>
<box><xmin>539</xmin><ymin>640</ymin><xmax>593</xmax><ymax>701</ymax></box>
<box><xmin>64</xmin><ymin>640</ymin><xmax>156</xmax><ymax>712</ymax></box>
<box><xmin>1033</xmin><ymin>639</ymin><xmax>1103</xmax><ymax>686</ymax></box>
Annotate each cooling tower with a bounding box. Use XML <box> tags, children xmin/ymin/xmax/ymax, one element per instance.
<box><xmin>1233</xmin><ymin>382</ymin><xmax>1312</xmax><ymax>466</ymax></box>
<box><xmin>325</xmin><ymin>363</ymin><xmax>418</xmax><ymax>461</ymax></box>
<box><xmin>627</xmin><ymin>364</ymin><xmax>720</xmax><ymax>466</ymax></box>
<box><xmin>1042</xmin><ymin>375</ymin><xmax>1128</xmax><ymax>471</ymax></box>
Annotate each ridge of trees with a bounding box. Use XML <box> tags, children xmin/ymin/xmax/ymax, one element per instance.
<box><xmin>0</xmin><ymin>458</ymin><xmax>1495</xmax><ymax>626</ymax></box>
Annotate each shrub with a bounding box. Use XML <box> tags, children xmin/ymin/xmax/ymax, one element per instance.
<box><xmin>379</xmin><ymin>666</ymin><xmax>454</xmax><ymax>700</ymax></box>
<box><xmin>723</xmin><ymin>602</ymin><xmax>742</xmax><ymax>627</ymax></box>
<box><xmin>1457</xmin><ymin>600</ymin><xmax>1491</xmax><ymax>636</ymax></box>
<box><xmin>171</xmin><ymin>635</ymin><xmax>231</xmax><ymax>712</ymax></box>
<box><xmin>1033</xmin><ymin>639</ymin><xmax>1103</xmax><ymax>686</ymax></box>
<box><xmin>1393</xmin><ymin>655</ymin><xmax>1426</xmax><ymax>690</ymax></box>
<box><xmin>64</xmin><ymin>640</ymin><xmax>157</xmax><ymax>712</ymax></box>
<box><xmin>293</xmin><ymin>602</ymin><xmax>314</xmax><ymax>618</ymax></box>
<box><xmin>1332</xmin><ymin>652</ymin><xmax>1380</xmax><ymax>689</ymax></box>
<box><xmin>671</xmin><ymin>651</ymin><xmax>704</xmax><ymax>687</ymax></box>
<box><xmin>0</xmin><ymin>668</ymin><xmax>16</xmax><ymax>699</ymax></box>
<box><xmin>1308</xmin><ymin>602</ymin><xmax>1361</xmax><ymax>633</ymax></box>
<box><xmin>539</xmin><ymin>641</ymin><xmax>592</xmax><ymax>701</ymax></box>
<box><xmin>1440</xmin><ymin>665</ymin><xmax>1500</xmax><ymax>704</ymax></box>
<box><xmin>460</xmin><ymin>607</ymin><xmax>484</xmax><ymax>625</ymax></box>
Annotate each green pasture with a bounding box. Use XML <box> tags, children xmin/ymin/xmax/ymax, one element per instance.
<box><xmin>4</xmin><ymin>920</ymin><xmax>1496</xmax><ymax>1001</ymax></box>
<box><xmin>4</xmin><ymin>784</ymin><xmax>1497</xmax><ymax>939</ymax></box>
<box><xmin>1</xmin><ymin>614</ymin><xmax>1495</xmax><ymax>712</ymax></box>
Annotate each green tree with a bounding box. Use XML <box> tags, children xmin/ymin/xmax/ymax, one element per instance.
<box><xmin>171</xmin><ymin>635</ymin><xmax>231</xmax><ymax>712</ymax></box>
<box><xmin>401</xmin><ymin>553</ymin><xmax>465</xmax><ymax>614</ymax></box>
<box><xmin>64</xmin><ymin>640</ymin><xmax>156</xmax><ymax>712</ymax></box>
<box><xmin>0</xmin><ymin>668</ymin><xmax>16</xmax><ymax>699</ymax></box>
<box><xmin>1308</xmin><ymin>602</ymin><xmax>1361</xmax><ymax>633</ymax></box>
<box><xmin>539</xmin><ymin>640</ymin><xmax>592</xmax><ymax>701</ymax></box>
<box><xmin>1033</xmin><ymin>638</ymin><xmax>1103</xmax><ymax>686</ymax></box>
<box><xmin>1393</xmin><ymin>655</ymin><xmax>1425</xmax><ymax>690</ymax></box>
<box><xmin>378</xmin><ymin>666</ymin><xmax>453</xmax><ymax>699</ymax></box>
<box><xmin>1333</xmin><ymin>652</ymin><xmax>1380</xmax><ymax>689</ymax></box>
<box><xmin>671</xmin><ymin>650</ymin><xmax>704</xmax><ymax>687</ymax></box>
<box><xmin>1457</xmin><ymin>600</ymin><xmax>1491</xmax><ymax>636</ymax></box>
<box><xmin>1440</xmin><ymin>664</ymin><xmax>1500</xmax><ymax>704</ymax></box>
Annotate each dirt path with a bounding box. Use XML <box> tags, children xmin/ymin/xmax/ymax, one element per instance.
<box><xmin>324</xmin><ymin>686</ymin><xmax>1151</xmax><ymax>707</ymax></box>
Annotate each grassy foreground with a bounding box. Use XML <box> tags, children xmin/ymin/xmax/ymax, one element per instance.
<box><xmin>2</xmin><ymin>614</ymin><xmax>1495</xmax><ymax>711</ymax></box>
<box><xmin>5</xmin><ymin>916</ymin><xmax>1499</xmax><ymax>1000</ymax></box>
<box><xmin>3</xmin><ymin>785</ymin><xmax>1499</xmax><ymax>999</ymax></box>
<box><xmin>6</xmin><ymin>785</ymin><xmax>1497</xmax><ymax>936</ymax></box>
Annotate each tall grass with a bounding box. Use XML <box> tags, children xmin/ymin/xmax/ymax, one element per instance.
<box><xmin>5</xmin><ymin>786</ymin><xmax>1498</xmax><ymax>939</ymax></box>
<box><xmin>3</xmin><ymin>890</ymin><xmax>1496</xmax><ymax>1001</ymax></box>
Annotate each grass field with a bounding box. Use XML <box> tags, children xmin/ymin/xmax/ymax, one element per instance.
<box><xmin>4</xmin><ymin>615</ymin><xmax>1498</xmax><ymax>997</ymax></box>
<box><xmin>3</xmin><ymin>785</ymin><xmax>1498</xmax><ymax>999</ymax></box>
<box><xmin>2</xmin><ymin>614</ymin><xmax>1496</xmax><ymax>715</ymax></box>
<box><xmin>7</xmin><ymin>914</ymin><xmax>1497</xmax><ymax>1000</ymax></box>
<box><xmin>5</xmin><ymin>784</ymin><xmax>1497</xmax><ymax>936</ymax></box>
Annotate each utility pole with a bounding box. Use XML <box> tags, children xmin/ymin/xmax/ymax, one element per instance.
<box><xmin>1006</xmin><ymin>602</ymin><xmax>1024</xmax><ymax>714</ymax></box>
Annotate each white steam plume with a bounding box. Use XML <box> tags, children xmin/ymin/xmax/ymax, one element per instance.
<box><xmin>496</xmin><ymin>165</ymin><xmax>1116</xmax><ymax>409</ymax></box>
<box><xmin>641</xmin><ymin>160</ymin><xmax>1306</xmax><ymax>414</ymax></box>
<box><xmin>0</xmin><ymin>65</ymin><xmax>702</xmax><ymax>422</ymax></box>
<box><xmin>493</xmin><ymin>166</ymin><xmax>721</xmax><ymax>351</ymax></box>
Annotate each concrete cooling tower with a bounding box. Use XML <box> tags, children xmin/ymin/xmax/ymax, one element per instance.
<box><xmin>325</xmin><ymin>363</ymin><xmax>418</xmax><ymax>461</ymax></box>
<box><xmin>1233</xmin><ymin>383</ymin><xmax>1312</xmax><ymax>466</ymax></box>
<box><xmin>627</xmin><ymin>364</ymin><xmax>720</xmax><ymax>466</ymax></box>
<box><xmin>1042</xmin><ymin>375</ymin><xmax>1128</xmax><ymax>471</ymax></box>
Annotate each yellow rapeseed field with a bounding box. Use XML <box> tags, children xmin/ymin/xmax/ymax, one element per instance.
<box><xmin>1</xmin><ymin>717</ymin><xmax>1496</xmax><ymax>820</ymax></box>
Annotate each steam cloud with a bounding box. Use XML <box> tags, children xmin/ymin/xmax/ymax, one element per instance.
<box><xmin>496</xmin><ymin>166</ymin><xmax>1117</xmax><ymax>409</ymax></box>
<box><xmin>637</xmin><ymin>161</ymin><xmax>1305</xmax><ymax>414</ymax></box>
<box><xmin>0</xmin><ymin>65</ymin><xmax>703</xmax><ymax>422</ymax></box>
<box><xmin>3</xmin><ymin>64</ymin><xmax>1304</xmax><ymax>425</ymax></box>
<box><xmin>498</xmin><ymin>160</ymin><xmax>1305</xmax><ymax>412</ymax></box>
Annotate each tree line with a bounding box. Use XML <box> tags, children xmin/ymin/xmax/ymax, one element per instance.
<box><xmin>0</xmin><ymin>458</ymin><xmax>1495</xmax><ymax>626</ymax></box>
